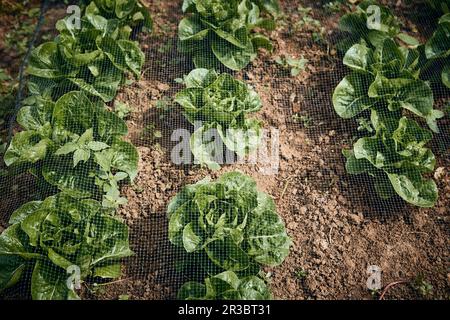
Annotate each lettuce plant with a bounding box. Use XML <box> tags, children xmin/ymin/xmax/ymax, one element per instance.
<box><xmin>178</xmin><ymin>0</ymin><xmax>277</xmax><ymax>71</ymax></box>
<box><xmin>0</xmin><ymin>193</ymin><xmax>132</xmax><ymax>300</ymax></box>
<box><xmin>334</xmin><ymin>40</ymin><xmax>443</xmax><ymax>132</ymax></box>
<box><xmin>175</xmin><ymin>68</ymin><xmax>263</xmax><ymax>170</ymax></box>
<box><xmin>5</xmin><ymin>91</ymin><xmax>138</xmax><ymax>206</ymax></box>
<box><xmin>424</xmin><ymin>13</ymin><xmax>450</xmax><ymax>88</ymax></box>
<box><xmin>344</xmin><ymin>115</ymin><xmax>439</xmax><ymax>207</ymax></box>
<box><xmin>333</xmin><ymin>39</ymin><xmax>444</xmax><ymax>207</ymax></box>
<box><xmin>87</xmin><ymin>0</ymin><xmax>153</xmax><ymax>31</ymax></box>
<box><xmin>338</xmin><ymin>0</ymin><xmax>419</xmax><ymax>53</ymax></box>
<box><xmin>27</xmin><ymin>1</ymin><xmax>146</xmax><ymax>102</ymax></box>
<box><xmin>178</xmin><ymin>271</ymin><xmax>271</xmax><ymax>300</ymax></box>
<box><xmin>168</xmin><ymin>172</ymin><xmax>291</xmax><ymax>299</ymax></box>
<box><xmin>1</xmin><ymin>0</ymin><xmax>148</xmax><ymax>300</ymax></box>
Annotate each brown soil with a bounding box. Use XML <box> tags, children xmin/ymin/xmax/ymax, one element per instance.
<box><xmin>1</xmin><ymin>0</ymin><xmax>449</xmax><ymax>300</ymax></box>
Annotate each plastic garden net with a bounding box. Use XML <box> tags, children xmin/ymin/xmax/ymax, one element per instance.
<box><xmin>0</xmin><ymin>0</ymin><xmax>449</xmax><ymax>300</ymax></box>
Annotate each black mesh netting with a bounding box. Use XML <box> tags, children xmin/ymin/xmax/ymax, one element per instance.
<box><xmin>0</xmin><ymin>0</ymin><xmax>449</xmax><ymax>300</ymax></box>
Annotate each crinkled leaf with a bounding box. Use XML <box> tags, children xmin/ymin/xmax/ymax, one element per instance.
<box><xmin>91</xmin><ymin>216</ymin><xmax>134</xmax><ymax>265</ymax></box>
<box><xmin>52</xmin><ymin>91</ymin><xmax>95</xmax><ymax>136</ymax></box>
<box><xmin>4</xmin><ymin>131</ymin><xmax>50</xmax><ymax>166</ymax></box>
<box><xmin>246</xmin><ymin>192</ymin><xmax>291</xmax><ymax>266</ymax></box>
<box><xmin>31</xmin><ymin>261</ymin><xmax>73</xmax><ymax>300</ymax></box>
<box><xmin>333</xmin><ymin>73</ymin><xmax>376</xmax><ymax>119</ymax></box>
<box><xmin>179</xmin><ymin>17</ymin><xmax>209</xmax><ymax>41</ymax></box>
<box><xmin>43</xmin><ymin>156</ymin><xmax>96</xmax><ymax>198</ymax></box>
<box><xmin>17</xmin><ymin>99</ymin><xmax>54</xmax><ymax>132</ymax></box>
<box><xmin>27</xmin><ymin>42</ymin><xmax>64</xmax><ymax>79</ymax></box>
<box><xmin>183</xmin><ymin>68</ymin><xmax>218</xmax><ymax>88</ymax></box>
<box><xmin>388</xmin><ymin>172</ymin><xmax>438</xmax><ymax>207</ymax></box>
<box><xmin>205</xmin><ymin>238</ymin><xmax>250</xmax><ymax>272</ymax></box>
<box><xmin>9</xmin><ymin>201</ymin><xmax>43</xmax><ymax>225</ymax></box>
<box><xmin>182</xmin><ymin>222</ymin><xmax>203</xmax><ymax>253</ymax></box>
<box><xmin>211</xmin><ymin>38</ymin><xmax>254</xmax><ymax>71</ymax></box>
<box><xmin>343</xmin><ymin>43</ymin><xmax>374</xmax><ymax>73</ymax></box>
<box><xmin>118</xmin><ymin>39</ymin><xmax>145</xmax><ymax>78</ymax></box>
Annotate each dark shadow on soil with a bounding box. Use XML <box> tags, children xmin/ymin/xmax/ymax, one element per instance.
<box><xmin>0</xmin><ymin>274</ymin><xmax>32</xmax><ymax>300</ymax></box>
<box><xmin>92</xmin><ymin>213</ymin><xmax>183</xmax><ymax>300</ymax></box>
<box><xmin>342</xmin><ymin>174</ymin><xmax>411</xmax><ymax>221</ymax></box>
<box><xmin>0</xmin><ymin>171</ymin><xmax>46</xmax><ymax>228</ymax></box>
<box><xmin>285</xmin><ymin>66</ymin><xmax>352</xmax><ymax>134</ymax></box>
<box><xmin>141</xmin><ymin>37</ymin><xmax>192</xmax><ymax>83</ymax></box>
<box><xmin>123</xmin><ymin>214</ymin><xmax>181</xmax><ymax>300</ymax></box>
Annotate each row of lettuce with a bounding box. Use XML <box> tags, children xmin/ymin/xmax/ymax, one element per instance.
<box><xmin>170</xmin><ymin>0</ymin><xmax>291</xmax><ymax>300</ymax></box>
<box><xmin>333</xmin><ymin>0</ymin><xmax>449</xmax><ymax>208</ymax></box>
<box><xmin>0</xmin><ymin>0</ymin><xmax>151</xmax><ymax>299</ymax></box>
<box><xmin>174</xmin><ymin>0</ymin><xmax>282</xmax><ymax>170</ymax></box>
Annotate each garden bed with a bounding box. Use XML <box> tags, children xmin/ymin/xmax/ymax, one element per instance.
<box><xmin>1</xmin><ymin>0</ymin><xmax>449</xmax><ymax>300</ymax></box>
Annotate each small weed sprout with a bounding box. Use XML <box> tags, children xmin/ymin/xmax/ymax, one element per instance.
<box><xmin>413</xmin><ymin>274</ymin><xmax>433</xmax><ymax>297</ymax></box>
<box><xmin>323</xmin><ymin>1</ymin><xmax>346</xmax><ymax>14</ymax></box>
<box><xmin>114</xmin><ymin>101</ymin><xmax>131</xmax><ymax>119</ymax></box>
<box><xmin>275</xmin><ymin>55</ymin><xmax>308</xmax><ymax>77</ymax></box>
<box><xmin>293</xmin><ymin>113</ymin><xmax>313</xmax><ymax>128</ymax></box>
<box><xmin>295</xmin><ymin>268</ymin><xmax>308</xmax><ymax>280</ymax></box>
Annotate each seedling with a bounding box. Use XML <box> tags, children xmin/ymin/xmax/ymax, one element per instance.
<box><xmin>294</xmin><ymin>268</ymin><xmax>308</xmax><ymax>280</ymax></box>
<box><xmin>115</xmin><ymin>101</ymin><xmax>131</xmax><ymax>119</ymax></box>
<box><xmin>55</xmin><ymin>128</ymin><xmax>110</xmax><ymax>168</ymax></box>
<box><xmin>295</xmin><ymin>6</ymin><xmax>324</xmax><ymax>33</ymax></box>
<box><xmin>275</xmin><ymin>55</ymin><xmax>308</xmax><ymax>77</ymax></box>
<box><xmin>323</xmin><ymin>1</ymin><xmax>345</xmax><ymax>13</ymax></box>
<box><xmin>293</xmin><ymin>113</ymin><xmax>313</xmax><ymax>128</ymax></box>
<box><xmin>413</xmin><ymin>274</ymin><xmax>433</xmax><ymax>297</ymax></box>
<box><xmin>369</xmin><ymin>288</ymin><xmax>380</xmax><ymax>299</ymax></box>
<box><xmin>141</xmin><ymin>123</ymin><xmax>162</xmax><ymax>141</ymax></box>
<box><xmin>132</xmin><ymin>184</ymin><xmax>144</xmax><ymax>194</ymax></box>
<box><xmin>156</xmin><ymin>97</ymin><xmax>172</xmax><ymax>112</ymax></box>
